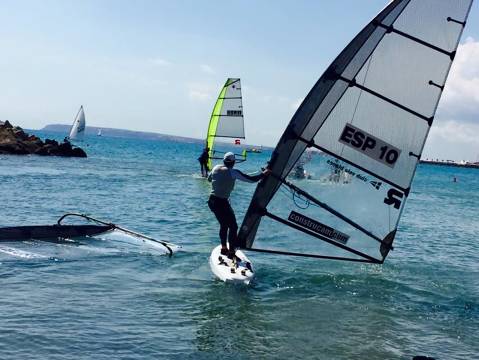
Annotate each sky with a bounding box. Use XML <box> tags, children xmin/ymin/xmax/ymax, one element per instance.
<box><xmin>1</xmin><ymin>0</ymin><xmax>478</xmax><ymax>161</ymax></box>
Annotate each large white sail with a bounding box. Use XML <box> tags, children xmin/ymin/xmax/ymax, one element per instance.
<box><xmin>238</xmin><ymin>0</ymin><xmax>473</xmax><ymax>263</ymax></box>
<box><xmin>69</xmin><ymin>106</ymin><xmax>86</xmax><ymax>140</ymax></box>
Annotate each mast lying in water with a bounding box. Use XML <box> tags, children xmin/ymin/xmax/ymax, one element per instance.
<box><xmin>0</xmin><ymin>213</ymin><xmax>177</xmax><ymax>256</ymax></box>
<box><xmin>238</xmin><ymin>0</ymin><xmax>473</xmax><ymax>263</ymax></box>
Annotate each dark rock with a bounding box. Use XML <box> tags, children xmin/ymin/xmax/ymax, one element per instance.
<box><xmin>13</xmin><ymin>129</ymin><xmax>28</xmax><ymax>141</ymax></box>
<box><xmin>44</xmin><ymin>138</ymin><xmax>59</xmax><ymax>146</ymax></box>
<box><xmin>34</xmin><ymin>145</ymin><xmax>51</xmax><ymax>156</ymax></box>
<box><xmin>58</xmin><ymin>141</ymin><xmax>73</xmax><ymax>153</ymax></box>
<box><xmin>0</xmin><ymin>142</ymin><xmax>30</xmax><ymax>155</ymax></box>
<box><xmin>0</xmin><ymin>121</ymin><xmax>87</xmax><ymax>157</ymax></box>
<box><xmin>2</xmin><ymin>120</ymin><xmax>13</xmax><ymax>128</ymax></box>
<box><xmin>71</xmin><ymin>147</ymin><xmax>87</xmax><ymax>158</ymax></box>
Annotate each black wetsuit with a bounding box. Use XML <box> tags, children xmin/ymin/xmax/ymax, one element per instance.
<box><xmin>198</xmin><ymin>149</ymin><xmax>209</xmax><ymax>177</ymax></box>
<box><xmin>207</xmin><ymin>165</ymin><xmax>263</xmax><ymax>251</ymax></box>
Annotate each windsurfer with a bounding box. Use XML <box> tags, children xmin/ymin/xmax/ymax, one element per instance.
<box><xmin>207</xmin><ymin>152</ymin><xmax>270</xmax><ymax>258</ymax></box>
<box><xmin>198</xmin><ymin>147</ymin><xmax>209</xmax><ymax>177</ymax></box>
<box><xmin>292</xmin><ymin>161</ymin><xmax>306</xmax><ymax>179</ymax></box>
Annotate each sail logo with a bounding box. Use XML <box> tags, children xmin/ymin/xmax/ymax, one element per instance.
<box><xmin>370</xmin><ymin>181</ymin><xmax>382</xmax><ymax>190</ymax></box>
<box><xmin>339</xmin><ymin>123</ymin><xmax>401</xmax><ymax>168</ymax></box>
<box><xmin>384</xmin><ymin>189</ymin><xmax>403</xmax><ymax>209</ymax></box>
<box><xmin>227</xmin><ymin>110</ymin><xmax>242</xmax><ymax>116</ymax></box>
<box><xmin>288</xmin><ymin>211</ymin><xmax>349</xmax><ymax>244</ymax></box>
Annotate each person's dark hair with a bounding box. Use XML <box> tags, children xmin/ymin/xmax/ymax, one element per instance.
<box><xmin>223</xmin><ymin>159</ymin><xmax>235</xmax><ymax>168</ymax></box>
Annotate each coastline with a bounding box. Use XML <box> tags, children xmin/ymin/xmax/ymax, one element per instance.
<box><xmin>420</xmin><ymin>159</ymin><xmax>479</xmax><ymax>169</ymax></box>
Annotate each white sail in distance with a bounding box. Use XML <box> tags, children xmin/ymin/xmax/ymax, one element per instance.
<box><xmin>238</xmin><ymin>0</ymin><xmax>474</xmax><ymax>263</ymax></box>
<box><xmin>69</xmin><ymin>106</ymin><xmax>86</xmax><ymax>140</ymax></box>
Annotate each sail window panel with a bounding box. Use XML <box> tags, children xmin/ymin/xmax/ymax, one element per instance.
<box><xmin>260</xmin><ymin>172</ymin><xmax>397</xmax><ymax>260</ymax></box>
<box><xmin>290</xmin><ymin>153</ymin><xmax>403</xmax><ymax>240</ymax></box>
<box><xmin>312</xmin><ymin>88</ymin><xmax>429</xmax><ymax>189</ymax></box>
<box><xmin>393</xmin><ymin>0</ymin><xmax>472</xmax><ymax>53</ymax></box>
<box><xmin>224</xmin><ymin>79</ymin><xmax>241</xmax><ymax>98</ymax></box>
<box><xmin>352</xmin><ymin>33</ymin><xmax>451</xmax><ymax>118</ymax></box>
<box><xmin>253</xmin><ymin>216</ymin><xmax>371</xmax><ymax>262</ymax></box>
<box><xmin>281</xmin><ymin>141</ymin><xmax>309</xmax><ymax>179</ymax></box>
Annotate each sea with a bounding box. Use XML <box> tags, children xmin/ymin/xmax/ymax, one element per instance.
<box><xmin>0</xmin><ymin>132</ymin><xmax>478</xmax><ymax>360</ymax></box>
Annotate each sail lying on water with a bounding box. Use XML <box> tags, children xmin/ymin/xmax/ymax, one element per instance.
<box><xmin>69</xmin><ymin>105</ymin><xmax>86</xmax><ymax>140</ymax></box>
<box><xmin>206</xmin><ymin>78</ymin><xmax>246</xmax><ymax>170</ymax></box>
<box><xmin>238</xmin><ymin>0</ymin><xmax>473</xmax><ymax>263</ymax></box>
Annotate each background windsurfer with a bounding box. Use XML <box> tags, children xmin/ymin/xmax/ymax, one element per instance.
<box><xmin>207</xmin><ymin>152</ymin><xmax>270</xmax><ymax>258</ymax></box>
<box><xmin>198</xmin><ymin>147</ymin><xmax>209</xmax><ymax>177</ymax></box>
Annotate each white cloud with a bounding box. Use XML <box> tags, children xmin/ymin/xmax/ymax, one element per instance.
<box><xmin>187</xmin><ymin>82</ymin><xmax>214</xmax><ymax>101</ymax></box>
<box><xmin>261</xmin><ymin>94</ymin><xmax>289</xmax><ymax>104</ymax></box>
<box><xmin>423</xmin><ymin>119</ymin><xmax>479</xmax><ymax>161</ymax></box>
<box><xmin>429</xmin><ymin>119</ymin><xmax>479</xmax><ymax>145</ymax></box>
<box><xmin>200</xmin><ymin>64</ymin><xmax>215</xmax><ymax>74</ymax></box>
<box><xmin>438</xmin><ymin>37</ymin><xmax>479</xmax><ymax>122</ymax></box>
<box><xmin>149</xmin><ymin>57</ymin><xmax>171</xmax><ymax>66</ymax></box>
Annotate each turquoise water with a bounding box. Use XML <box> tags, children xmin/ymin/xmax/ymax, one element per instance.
<box><xmin>1</xmin><ymin>132</ymin><xmax>478</xmax><ymax>359</ymax></box>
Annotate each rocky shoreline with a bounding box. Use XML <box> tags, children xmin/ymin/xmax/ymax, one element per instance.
<box><xmin>0</xmin><ymin>120</ymin><xmax>87</xmax><ymax>157</ymax></box>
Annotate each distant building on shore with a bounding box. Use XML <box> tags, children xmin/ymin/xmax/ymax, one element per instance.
<box><xmin>420</xmin><ymin>158</ymin><xmax>479</xmax><ymax>169</ymax></box>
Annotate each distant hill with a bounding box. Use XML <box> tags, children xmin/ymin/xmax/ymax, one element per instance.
<box><xmin>40</xmin><ymin>124</ymin><xmax>270</xmax><ymax>150</ymax></box>
<box><xmin>41</xmin><ymin>124</ymin><xmax>203</xmax><ymax>143</ymax></box>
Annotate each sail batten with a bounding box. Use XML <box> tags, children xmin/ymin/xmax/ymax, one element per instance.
<box><xmin>238</xmin><ymin>0</ymin><xmax>473</xmax><ymax>262</ymax></box>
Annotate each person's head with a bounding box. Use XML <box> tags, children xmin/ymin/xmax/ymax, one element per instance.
<box><xmin>223</xmin><ymin>152</ymin><xmax>236</xmax><ymax>168</ymax></box>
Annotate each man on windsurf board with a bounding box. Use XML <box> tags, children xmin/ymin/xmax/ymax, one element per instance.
<box><xmin>198</xmin><ymin>147</ymin><xmax>210</xmax><ymax>177</ymax></box>
<box><xmin>207</xmin><ymin>152</ymin><xmax>270</xmax><ymax>258</ymax></box>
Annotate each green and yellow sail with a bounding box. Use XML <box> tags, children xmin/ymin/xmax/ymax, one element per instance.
<box><xmin>206</xmin><ymin>78</ymin><xmax>246</xmax><ymax>170</ymax></box>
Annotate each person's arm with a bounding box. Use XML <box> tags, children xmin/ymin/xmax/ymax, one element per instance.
<box><xmin>231</xmin><ymin>169</ymin><xmax>268</xmax><ymax>183</ymax></box>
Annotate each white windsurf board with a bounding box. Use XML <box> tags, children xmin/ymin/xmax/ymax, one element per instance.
<box><xmin>209</xmin><ymin>245</ymin><xmax>254</xmax><ymax>285</ymax></box>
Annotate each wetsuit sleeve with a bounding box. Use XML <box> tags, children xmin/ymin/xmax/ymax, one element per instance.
<box><xmin>231</xmin><ymin>169</ymin><xmax>263</xmax><ymax>183</ymax></box>
<box><xmin>207</xmin><ymin>172</ymin><xmax>213</xmax><ymax>182</ymax></box>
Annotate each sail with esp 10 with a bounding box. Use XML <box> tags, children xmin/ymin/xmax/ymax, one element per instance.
<box><xmin>238</xmin><ymin>0</ymin><xmax>473</xmax><ymax>263</ymax></box>
<box><xmin>206</xmin><ymin>78</ymin><xmax>246</xmax><ymax>170</ymax></box>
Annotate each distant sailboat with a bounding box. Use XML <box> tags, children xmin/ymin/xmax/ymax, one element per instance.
<box><xmin>68</xmin><ymin>106</ymin><xmax>86</xmax><ymax>141</ymax></box>
<box><xmin>97</xmin><ymin>129</ymin><xmax>102</xmax><ymax>136</ymax></box>
<box><xmin>246</xmin><ymin>145</ymin><xmax>263</xmax><ymax>153</ymax></box>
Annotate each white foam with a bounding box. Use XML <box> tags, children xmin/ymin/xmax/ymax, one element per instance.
<box><xmin>0</xmin><ymin>245</ymin><xmax>47</xmax><ymax>259</ymax></box>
